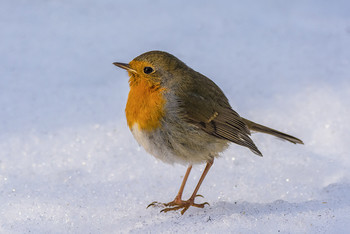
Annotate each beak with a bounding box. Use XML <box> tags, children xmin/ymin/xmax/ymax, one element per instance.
<box><xmin>113</xmin><ymin>62</ymin><xmax>137</xmax><ymax>73</ymax></box>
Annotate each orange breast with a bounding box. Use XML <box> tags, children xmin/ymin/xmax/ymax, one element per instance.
<box><xmin>125</xmin><ymin>78</ymin><xmax>166</xmax><ymax>131</ymax></box>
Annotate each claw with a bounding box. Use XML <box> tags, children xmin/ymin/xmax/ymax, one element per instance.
<box><xmin>147</xmin><ymin>201</ymin><xmax>162</xmax><ymax>208</ymax></box>
<box><xmin>195</xmin><ymin>194</ymin><xmax>204</xmax><ymax>198</ymax></box>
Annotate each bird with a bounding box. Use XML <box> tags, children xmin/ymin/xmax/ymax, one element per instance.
<box><xmin>113</xmin><ymin>50</ymin><xmax>303</xmax><ymax>215</ymax></box>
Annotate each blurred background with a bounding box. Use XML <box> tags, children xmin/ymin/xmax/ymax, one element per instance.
<box><xmin>1</xmin><ymin>0</ymin><xmax>349</xmax><ymax>232</ymax></box>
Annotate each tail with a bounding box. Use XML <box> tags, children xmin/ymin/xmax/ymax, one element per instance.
<box><xmin>242</xmin><ymin>118</ymin><xmax>304</xmax><ymax>145</ymax></box>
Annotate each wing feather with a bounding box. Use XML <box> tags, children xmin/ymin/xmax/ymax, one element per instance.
<box><xmin>176</xmin><ymin>71</ymin><xmax>262</xmax><ymax>156</ymax></box>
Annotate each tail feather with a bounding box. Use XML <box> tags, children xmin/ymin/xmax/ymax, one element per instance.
<box><xmin>242</xmin><ymin>118</ymin><xmax>304</xmax><ymax>145</ymax></box>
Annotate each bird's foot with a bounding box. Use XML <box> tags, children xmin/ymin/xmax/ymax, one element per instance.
<box><xmin>147</xmin><ymin>195</ymin><xmax>209</xmax><ymax>215</ymax></box>
<box><xmin>161</xmin><ymin>199</ymin><xmax>209</xmax><ymax>215</ymax></box>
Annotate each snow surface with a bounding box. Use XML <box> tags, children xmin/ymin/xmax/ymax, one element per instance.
<box><xmin>1</xmin><ymin>0</ymin><xmax>350</xmax><ymax>233</ymax></box>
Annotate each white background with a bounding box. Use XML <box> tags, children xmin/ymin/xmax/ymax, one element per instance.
<box><xmin>1</xmin><ymin>0</ymin><xmax>350</xmax><ymax>233</ymax></box>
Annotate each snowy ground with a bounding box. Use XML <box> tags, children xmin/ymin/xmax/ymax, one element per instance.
<box><xmin>1</xmin><ymin>0</ymin><xmax>350</xmax><ymax>233</ymax></box>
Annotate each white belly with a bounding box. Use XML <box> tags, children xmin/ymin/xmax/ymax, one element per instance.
<box><xmin>130</xmin><ymin>120</ymin><xmax>229</xmax><ymax>165</ymax></box>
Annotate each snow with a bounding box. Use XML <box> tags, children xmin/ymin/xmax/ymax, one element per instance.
<box><xmin>1</xmin><ymin>0</ymin><xmax>350</xmax><ymax>233</ymax></box>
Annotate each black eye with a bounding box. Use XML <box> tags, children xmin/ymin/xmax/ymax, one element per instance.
<box><xmin>143</xmin><ymin>66</ymin><xmax>154</xmax><ymax>74</ymax></box>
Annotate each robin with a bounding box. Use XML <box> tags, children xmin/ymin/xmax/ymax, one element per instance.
<box><xmin>113</xmin><ymin>51</ymin><xmax>303</xmax><ymax>215</ymax></box>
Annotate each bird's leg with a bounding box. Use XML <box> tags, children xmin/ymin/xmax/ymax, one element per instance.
<box><xmin>187</xmin><ymin>159</ymin><xmax>213</xmax><ymax>203</ymax></box>
<box><xmin>147</xmin><ymin>165</ymin><xmax>192</xmax><ymax>208</ymax></box>
<box><xmin>161</xmin><ymin>159</ymin><xmax>213</xmax><ymax>215</ymax></box>
<box><xmin>166</xmin><ymin>164</ymin><xmax>192</xmax><ymax>205</ymax></box>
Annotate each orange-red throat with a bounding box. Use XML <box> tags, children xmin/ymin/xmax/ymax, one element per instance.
<box><xmin>125</xmin><ymin>61</ymin><xmax>166</xmax><ymax>131</ymax></box>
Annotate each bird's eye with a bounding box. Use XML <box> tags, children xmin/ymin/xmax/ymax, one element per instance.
<box><xmin>143</xmin><ymin>66</ymin><xmax>154</xmax><ymax>74</ymax></box>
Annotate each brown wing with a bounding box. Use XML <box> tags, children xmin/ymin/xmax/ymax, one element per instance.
<box><xmin>176</xmin><ymin>70</ymin><xmax>262</xmax><ymax>156</ymax></box>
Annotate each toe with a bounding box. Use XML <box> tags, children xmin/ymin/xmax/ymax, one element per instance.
<box><xmin>192</xmin><ymin>202</ymin><xmax>210</xmax><ymax>208</ymax></box>
<box><xmin>160</xmin><ymin>206</ymin><xmax>184</xmax><ymax>213</ymax></box>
